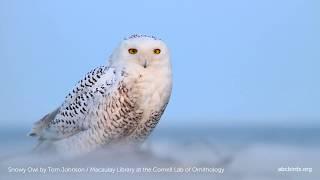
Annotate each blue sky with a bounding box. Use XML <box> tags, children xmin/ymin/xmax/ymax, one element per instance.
<box><xmin>0</xmin><ymin>0</ymin><xmax>319</xmax><ymax>127</ymax></box>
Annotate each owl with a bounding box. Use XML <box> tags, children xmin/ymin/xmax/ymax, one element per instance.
<box><xmin>28</xmin><ymin>34</ymin><xmax>172</xmax><ymax>156</ymax></box>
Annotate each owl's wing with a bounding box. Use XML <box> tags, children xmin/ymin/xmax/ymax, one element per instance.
<box><xmin>28</xmin><ymin>65</ymin><xmax>117</xmax><ymax>140</ymax></box>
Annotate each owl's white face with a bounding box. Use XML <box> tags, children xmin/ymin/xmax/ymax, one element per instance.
<box><xmin>110</xmin><ymin>36</ymin><xmax>171</xmax><ymax>70</ymax></box>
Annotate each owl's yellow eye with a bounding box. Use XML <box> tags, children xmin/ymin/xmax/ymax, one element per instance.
<box><xmin>128</xmin><ymin>48</ymin><xmax>138</xmax><ymax>54</ymax></box>
<box><xmin>153</xmin><ymin>49</ymin><xmax>161</xmax><ymax>54</ymax></box>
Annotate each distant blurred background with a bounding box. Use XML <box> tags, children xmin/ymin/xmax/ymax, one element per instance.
<box><xmin>1</xmin><ymin>0</ymin><xmax>320</xmax><ymax>128</ymax></box>
<box><xmin>0</xmin><ymin>1</ymin><xmax>319</xmax><ymax>179</ymax></box>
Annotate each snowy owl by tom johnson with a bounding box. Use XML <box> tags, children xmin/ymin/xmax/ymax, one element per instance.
<box><xmin>29</xmin><ymin>35</ymin><xmax>172</xmax><ymax>156</ymax></box>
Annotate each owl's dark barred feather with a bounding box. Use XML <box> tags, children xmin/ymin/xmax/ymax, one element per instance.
<box><xmin>29</xmin><ymin>65</ymin><xmax>167</xmax><ymax>148</ymax></box>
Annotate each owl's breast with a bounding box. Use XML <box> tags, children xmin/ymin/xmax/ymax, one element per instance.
<box><xmin>121</xmin><ymin>68</ymin><xmax>172</xmax><ymax>142</ymax></box>
<box><xmin>136</xmin><ymin>68</ymin><xmax>172</xmax><ymax>114</ymax></box>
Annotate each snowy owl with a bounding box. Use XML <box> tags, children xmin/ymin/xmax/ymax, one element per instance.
<box><xmin>28</xmin><ymin>34</ymin><xmax>172</xmax><ymax>156</ymax></box>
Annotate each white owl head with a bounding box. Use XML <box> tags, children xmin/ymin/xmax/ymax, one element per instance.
<box><xmin>109</xmin><ymin>34</ymin><xmax>171</xmax><ymax>70</ymax></box>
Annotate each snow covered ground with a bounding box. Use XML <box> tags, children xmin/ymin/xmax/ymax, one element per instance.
<box><xmin>0</xmin><ymin>125</ymin><xmax>319</xmax><ymax>180</ymax></box>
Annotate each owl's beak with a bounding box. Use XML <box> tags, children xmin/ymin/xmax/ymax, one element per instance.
<box><xmin>143</xmin><ymin>60</ymin><xmax>148</xmax><ymax>68</ymax></box>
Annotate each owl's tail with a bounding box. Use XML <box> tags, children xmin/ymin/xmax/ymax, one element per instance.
<box><xmin>28</xmin><ymin>108</ymin><xmax>60</xmax><ymax>137</ymax></box>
